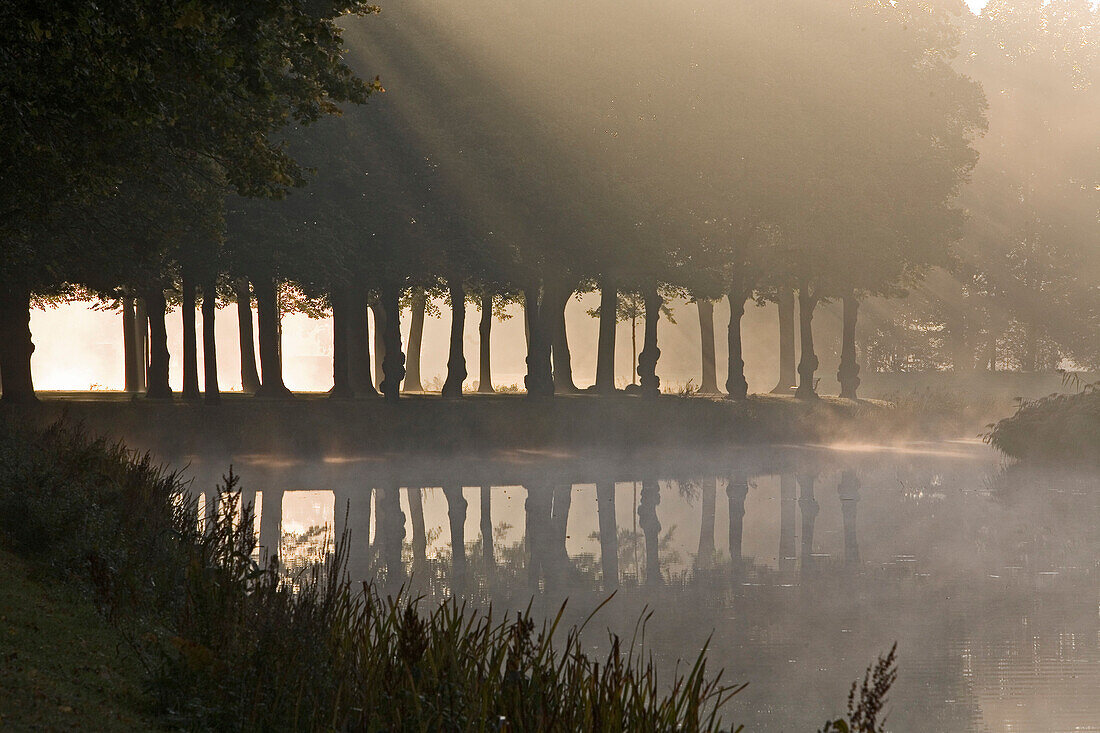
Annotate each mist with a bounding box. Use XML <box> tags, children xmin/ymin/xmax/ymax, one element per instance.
<box><xmin>2</xmin><ymin>0</ymin><xmax>1098</xmax><ymax>730</ymax></box>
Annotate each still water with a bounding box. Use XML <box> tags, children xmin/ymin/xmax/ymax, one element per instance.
<box><xmin>182</xmin><ymin>441</ymin><xmax>1099</xmax><ymax>732</ymax></box>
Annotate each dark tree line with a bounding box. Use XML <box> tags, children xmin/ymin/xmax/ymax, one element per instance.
<box><xmin>10</xmin><ymin>1</ymin><xmax>1091</xmax><ymax>405</ymax></box>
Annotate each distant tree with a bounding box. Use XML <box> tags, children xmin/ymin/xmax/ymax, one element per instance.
<box><xmin>954</xmin><ymin>0</ymin><xmax>1100</xmax><ymax>372</ymax></box>
<box><xmin>777</xmin><ymin>0</ymin><xmax>985</xmax><ymax>398</ymax></box>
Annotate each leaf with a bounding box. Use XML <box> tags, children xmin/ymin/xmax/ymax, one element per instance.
<box><xmin>173</xmin><ymin>3</ymin><xmax>205</xmax><ymax>30</ymax></box>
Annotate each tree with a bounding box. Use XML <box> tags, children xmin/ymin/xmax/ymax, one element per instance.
<box><xmin>952</xmin><ymin>0</ymin><xmax>1100</xmax><ymax>372</ymax></box>
<box><xmin>234</xmin><ymin>280</ymin><xmax>262</xmax><ymax>393</ymax></box>
<box><xmin>469</xmin><ymin>287</ymin><xmax>519</xmax><ymax>393</ymax></box>
<box><xmin>0</xmin><ymin>0</ymin><xmax>379</xmax><ymax>402</ymax></box>
<box><xmin>772</xmin><ymin>0</ymin><xmax>984</xmax><ymax>398</ymax></box>
<box><xmin>695</xmin><ymin>299</ymin><xmax>720</xmax><ymax>395</ymax></box>
<box><xmin>402</xmin><ymin>288</ymin><xmax>440</xmax><ymax>393</ymax></box>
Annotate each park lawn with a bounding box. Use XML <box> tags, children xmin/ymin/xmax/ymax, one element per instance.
<box><xmin>0</xmin><ymin>548</ymin><xmax>159</xmax><ymax>731</ymax></box>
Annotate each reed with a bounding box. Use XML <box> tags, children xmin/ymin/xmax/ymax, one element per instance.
<box><xmin>0</xmin><ymin>420</ymin><xmax>742</xmax><ymax>731</ymax></box>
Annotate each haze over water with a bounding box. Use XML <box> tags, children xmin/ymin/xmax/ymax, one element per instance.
<box><xmin>173</xmin><ymin>439</ymin><xmax>1100</xmax><ymax>732</ymax></box>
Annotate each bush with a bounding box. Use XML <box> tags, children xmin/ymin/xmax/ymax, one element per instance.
<box><xmin>987</xmin><ymin>383</ymin><xmax>1100</xmax><ymax>464</ymax></box>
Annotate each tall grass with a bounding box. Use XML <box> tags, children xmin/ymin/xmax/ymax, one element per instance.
<box><xmin>0</xmin><ymin>420</ymin><xmax>742</xmax><ymax>731</ymax></box>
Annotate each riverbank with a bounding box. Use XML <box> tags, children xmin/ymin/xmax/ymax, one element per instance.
<box><xmin>0</xmin><ymin>422</ymin><xmax>737</xmax><ymax>731</ymax></box>
<box><xmin>1</xmin><ymin>391</ymin><xmax>970</xmax><ymax>461</ymax></box>
<box><xmin>988</xmin><ymin>385</ymin><xmax>1100</xmax><ymax>465</ymax></box>
<box><xmin>0</xmin><ymin>549</ymin><xmax>157</xmax><ymax>731</ymax></box>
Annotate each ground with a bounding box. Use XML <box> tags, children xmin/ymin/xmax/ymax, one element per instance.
<box><xmin>3</xmin><ymin>391</ymin><xmax>900</xmax><ymax>462</ymax></box>
<box><xmin>0</xmin><ymin>549</ymin><xmax>158</xmax><ymax>731</ymax></box>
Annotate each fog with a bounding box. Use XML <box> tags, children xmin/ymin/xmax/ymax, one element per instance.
<box><xmin>167</xmin><ymin>440</ymin><xmax>1100</xmax><ymax>732</ymax></box>
<box><xmin>19</xmin><ymin>0</ymin><xmax>1097</xmax><ymax>403</ymax></box>
<box><xmin>3</xmin><ymin>0</ymin><xmax>1098</xmax><ymax>729</ymax></box>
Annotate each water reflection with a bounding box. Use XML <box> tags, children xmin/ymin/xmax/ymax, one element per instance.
<box><xmin>180</xmin><ymin>443</ymin><xmax>1100</xmax><ymax>732</ymax></box>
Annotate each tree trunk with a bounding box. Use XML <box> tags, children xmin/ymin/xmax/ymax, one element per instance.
<box><xmin>334</xmin><ymin>487</ymin><xmax>371</xmax><ymax>582</ymax></box>
<box><xmin>442</xmin><ymin>280</ymin><xmax>467</xmax><ymax>398</ymax></box>
<box><xmin>480</xmin><ymin>486</ymin><xmax>494</xmax><ymax>570</ymax></box>
<box><xmin>408</xmin><ymin>487</ymin><xmax>428</xmax><ymax>576</ymax></box>
<box><xmin>697</xmin><ymin>299</ymin><xmax>719</xmax><ymax>394</ymax></box>
<box><xmin>0</xmin><ymin>286</ymin><xmax>36</xmax><ymax>403</ymax></box>
<box><xmin>697</xmin><ymin>477</ymin><xmax>717</xmax><ymax>567</ymax></box>
<box><xmin>551</xmin><ymin>289</ymin><xmax>578</xmax><ymax>393</ymax></box>
<box><xmin>144</xmin><ymin>289</ymin><xmax>172</xmax><ymax>399</ymax></box>
<box><xmin>726</xmin><ymin>291</ymin><xmax>748</xmax><ymax>400</ymax></box>
<box><xmin>404</xmin><ymin>288</ymin><xmax>426</xmax><ymax>392</ymax></box>
<box><xmin>772</xmin><ymin>288</ymin><xmax>797</xmax><ymax>393</ymax></box>
<box><xmin>259</xmin><ymin>488</ymin><xmax>283</xmax><ymax>565</ymax></box>
<box><xmin>253</xmin><ymin>277</ymin><xmax>291</xmax><ymax>398</ymax></box>
<box><xmin>595</xmin><ymin>280</ymin><xmax>618</xmax><ymax>393</ymax></box>
<box><xmin>548</xmin><ymin>484</ymin><xmax>573</xmax><ymax>586</ymax></box>
<box><xmin>370</xmin><ymin>302</ymin><xmax>386</xmax><ymax>392</ymax></box>
<box><xmin>234</xmin><ymin>279</ymin><xmax>261</xmax><ymax>394</ymax></box>
<box><xmin>407</xmin><ymin>488</ymin><xmax>427</xmax><ymax>571</ymax></box>
<box><xmin>522</xmin><ymin>299</ymin><xmax>531</xmax><ymax>350</ymax></box>
<box><xmin>795</xmin><ymin>286</ymin><xmax>819</xmax><ymax>399</ymax></box>
<box><xmin>726</xmin><ymin>475</ymin><xmax>749</xmax><ymax>562</ymax></box>
<box><xmin>637</xmin><ymin>285</ymin><xmax>661</xmax><ymax>396</ymax></box>
<box><xmin>523</xmin><ymin>286</ymin><xmax>554</xmax><ymax>397</ymax></box>
<box><xmin>525</xmin><ymin>484</ymin><xmax>552</xmax><ymax>590</ymax></box>
<box><xmin>181</xmin><ymin>275</ymin><xmax>200</xmax><ymax>401</ymax></box>
<box><xmin>596</xmin><ymin>481</ymin><xmax>619</xmax><ymax>588</ymax></box>
<box><xmin>1024</xmin><ymin>324</ymin><xmax>1040</xmax><ymax>373</ymax></box>
<box><xmin>838</xmin><ymin>470</ymin><xmax>860</xmax><ymax>565</ymax></box>
<box><xmin>202</xmin><ymin>281</ymin><xmax>220</xmax><ymax>404</ymax></box>
<box><xmin>798</xmin><ymin>474</ymin><xmax>819</xmax><ymax>573</ymax></box>
<box><xmin>376</xmin><ymin>485</ymin><xmax>406</xmax><ymax>586</ymax></box>
<box><xmin>949</xmin><ymin>293</ymin><xmax>972</xmax><ymax>373</ymax></box>
<box><xmin>379</xmin><ymin>283</ymin><xmax>405</xmax><ymax>403</ymax></box>
<box><xmin>639</xmin><ymin>478</ymin><xmax>661</xmax><ymax>585</ymax></box>
<box><xmin>330</xmin><ymin>287</ymin><xmax>354</xmax><ymax>398</ymax></box>
<box><xmin>349</xmin><ymin>290</ymin><xmax>375</xmax><ymax>396</ymax></box>
<box><xmin>837</xmin><ymin>293</ymin><xmax>861</xmax><ymax>399</ymax></box>
<box><xmin>134</xmin><ymin>299</ymin><xmax>148</xmax><ymax>392</ymax></box>
<box><xmin>122</xmin><ymin>297</ymin><xmax>138</xmax><ymax>393</ymax></box>
<box><xmin>443</xmin><ymin>484</ymin><xmax>468</xmax><ymax>590</ymax></box>
<box><xmin>478</xmin><ymin>292</ymin><xmax>494</xmax><ymax>393</ymax></box>
<box><xmin>779</xmin><ymin>474</ymin><xmax>797</xmax><ymax>571</ymax></box>
<box><xmin>631</xmin><ymin>316</ymin><xmax>638</xmax><ymax>385</ymax></box>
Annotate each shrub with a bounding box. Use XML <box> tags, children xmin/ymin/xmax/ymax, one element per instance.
<box><xmin>987</xmin><ymin>383</ymin><xmax>1100</xmax><ymax>464</ymax></box>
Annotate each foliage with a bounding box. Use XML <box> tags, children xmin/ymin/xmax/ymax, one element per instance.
<box><xmin>1</xmin><ymin>0</ymin><xmax>380</xmax><ymax>283</ymax></box>
<box><xmin>0</xmin><ymin>420</ymin><xmax>743</xmax><ymax>730</ymax></box>
<box><xmin>987</xmin><ymin>381</ymin><xmax>1100</xmax><ymax>464</ymax></box>
<box><xmin>950</xmin><ymin>0</ymin><xmax>1100</xmax><ymax>371</ymax></box>
<box><xmin>6</xmin><ymin>0</ymin><xmax>1094</xmax><ymax>403</ymax></box>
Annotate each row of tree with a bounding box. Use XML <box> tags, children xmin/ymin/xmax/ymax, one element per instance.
<box><xmin>3</xmin><ymin>1</ymin><xmax>1094</xmax><ymax>405</ymax></box>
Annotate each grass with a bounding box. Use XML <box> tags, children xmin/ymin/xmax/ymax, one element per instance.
<box><xmin>0</xmin><ymin>419</ymin><xmax>742</xmax><ymax>731</ymax></box>
<box><xmin>0</xmin><ymin>548</ymin><xmax>158</xmax><ymax>731</ymax></box>
<box><xmin>6</xmin><ymin>390</ymin><xmax>895</xmax><ymax>460</ymax></box>
<box><xmin>875</xmin><ymin>387</ymin><xmax>1006</xmax><ymax>438</ymax></box>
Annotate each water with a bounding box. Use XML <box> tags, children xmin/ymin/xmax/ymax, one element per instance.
<box><xmin>182</xmin><ymin>441</ymin><xmax>1100</xmax><ymax>732</ymax></box>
